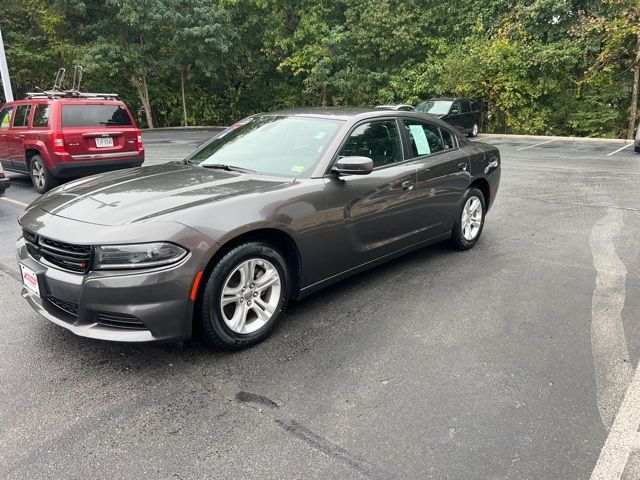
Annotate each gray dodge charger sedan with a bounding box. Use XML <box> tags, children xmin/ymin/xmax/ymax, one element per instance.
<box><xmin>16</xmin><ymin>108</ymin><xmax>501</xmax><ymax>350</ymax></box>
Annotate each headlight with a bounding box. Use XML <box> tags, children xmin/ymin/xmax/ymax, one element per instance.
<box><xmin>93</xmin><ymin>242</ymin><xmax>188</xmax><ymax>270</ymax></box>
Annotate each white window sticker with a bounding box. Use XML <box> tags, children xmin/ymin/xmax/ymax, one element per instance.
<box><xmin>409</xmin><ymin>124</ymin><xmax>431</xmax><ymax>156</ymax></box>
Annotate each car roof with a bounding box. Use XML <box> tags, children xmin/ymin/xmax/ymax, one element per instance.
<box><xmin>262</xmin><ymin>107</ymin><xmax>377</xmax><ymax>121</ymax></box>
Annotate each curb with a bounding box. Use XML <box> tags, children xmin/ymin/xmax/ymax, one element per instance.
<box><xmin>477</xmin><ymin>133</ymin><xmax>633</xmax><ymax>144</ymax></box>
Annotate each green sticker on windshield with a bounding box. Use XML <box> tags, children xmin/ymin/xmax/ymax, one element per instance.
<box><xmin>291</xmin><ymin>165</ymin><xmax>305</xmax><ymax>173</ymax></box>
<box><xmin>409</xmin><ymin>125</ymin><xmax>430</xmax><ymax>155</ymax></box>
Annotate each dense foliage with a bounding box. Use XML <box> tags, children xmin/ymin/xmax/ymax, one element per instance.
<box><xmin>1</xmin><ymin>0</ymin><xmax>638</xmax><ymax>137</ymax></box>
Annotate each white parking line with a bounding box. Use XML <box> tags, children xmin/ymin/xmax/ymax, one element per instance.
<box><xmin>0</xmin><ymin>197</ymin><xmax>28</xmax><ymax>207</ymax></box>
<box><xmin>515</xmin><ymin>140</ymin><xmax>555</xmax><ymax>151</ymax></box>
<box><xmin>606</xmin><ymin>143</ymin><xmax>632</xmax><ymax>156</ymax></box>
<box><xmin>590</xmin><ymin>362</ymin><xmax>640</xmax><ymax>480</ymax></box>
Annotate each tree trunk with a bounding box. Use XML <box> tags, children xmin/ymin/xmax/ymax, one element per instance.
<box><xmin>133</xmin><ymin>73</ymin><xmax>154</xmax><ymax>129</ymax></box>
<box><xmin>320</xmin><ymin>84</ymin><xmax>327</xmax><ymax>107</ymax></box>
<box><xmin>627</xmin><ymin>32</ymin><xmax>640</xmax><ymax>139</ymax></box>
<box><xmin>180</xmin><ymin>66</ymin><xmax>188</xmax><ymax>127</ymax></box>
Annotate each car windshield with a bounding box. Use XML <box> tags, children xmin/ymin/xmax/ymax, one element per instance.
<box><xmin>416</xmin><ymin>100</ymin><xmax>453</xmax><ymax>115</ymax></box>
<box><xmin>190</xmin><ymin>115</ymin><xmax>344</xmax><ymax>177</ymax></box>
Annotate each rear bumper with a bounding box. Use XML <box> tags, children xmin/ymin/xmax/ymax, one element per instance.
<box><xmin>51</xmin><ymin>157</ymin><xmax>144</xmax><ymax>178</ymax></box>
<box><xmin>0</xmin><ymin>176</ymin><xmax>10</xmax><ymax>196</ymax></box>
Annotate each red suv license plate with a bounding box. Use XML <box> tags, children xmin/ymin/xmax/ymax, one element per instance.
<box><xmin>95</xmin><ymin>137</ymin><xmax>114</xmax><ymax>148</ymax></box>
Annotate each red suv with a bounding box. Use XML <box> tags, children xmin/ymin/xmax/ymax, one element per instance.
<box><xmin>0</xmin><ymin>97</ymin><xmax>144</xmax><ymax>193</ymax></box>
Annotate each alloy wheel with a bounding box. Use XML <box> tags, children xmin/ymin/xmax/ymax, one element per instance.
<box><xmin>461</xmin><ymin>196</ymin><xmax>483</xmax><ymax>241</ymax></box>
<box><xmin>220</xmin><ymin>258</ymin><xmax>282</xmax><ymax>334</ymax></box>
<box><xmin>32</xmin><ymin>161</ymin><xmax>45</xmax><ymax>189</ymax></box>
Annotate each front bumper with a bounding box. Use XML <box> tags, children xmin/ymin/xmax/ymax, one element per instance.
<box><xmin>16</xmin><ymin>235</ymin><xmax>206</xmax><ymax>343</ymax></box>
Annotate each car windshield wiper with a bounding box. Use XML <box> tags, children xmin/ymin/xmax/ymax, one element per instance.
<box><xmin>200</xmin><ymin>163</ymin><xmax>257</xmax><ymax>174</ymax></box>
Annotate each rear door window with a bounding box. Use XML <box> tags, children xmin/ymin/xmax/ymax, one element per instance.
<box><xmin>0</xmin><ymin>107</ymin><xmax>12</xmax><ymax>128</ymax></box>
<box><xmin>32</xmin><ymin>105</ymin><xmax>50</xmax><ymax>127</ymax></box>
<box><xmin>440</xmin><ymin>128</ymin><xmax>456</xmax><ymax>150</ymax></box>
<box><xmin>13</xmin><ymin>105</ymin><xmax>31</xmax><ymax>127</ymax></box>
<box><xmin>62</xmin><ymin>105</ymin><xmax>132</xmax><ymax>127</ymax></box>
<box><xmin>402</xmin><ymin>120</ymin><xmax>444</xmax><ymax>157</ymax></box>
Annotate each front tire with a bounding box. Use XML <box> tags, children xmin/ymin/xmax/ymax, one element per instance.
<box><xmin>30</xmin><ymin>155</ymin><xmax>58</xmax><ymax>194</ymax></box>
<box><xmin>635</xmin><ymin>145</ymin><xmax>640</xmax><ymax>153</ymax></box>
<box><xmin>199</xmin><ymin>242</ymin><xmax>290</xmax><ymax>350</ymax></box>
<box><xmin>450</xmin><ymin>187</ymin><xmax>486</xmax><ymax>250</ymax></box>
<box><xmin>468</xmin><ymin>122</ymin><xmax>479</xmax><ymax>138</ymax></box>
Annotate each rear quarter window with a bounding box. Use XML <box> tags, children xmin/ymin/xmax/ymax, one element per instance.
<box><xmin>62</xmin><ymin>104</ymin><xmax>132</xmax><ymax>127</ymax></box>
<box><xmin>32</xmin><ymin>105</ymin><xmax>50</xmax><ymax>127</ymax></box>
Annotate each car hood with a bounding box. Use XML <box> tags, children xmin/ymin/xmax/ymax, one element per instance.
<box><xmin>35</xmin><ymin>163</ymin><xmax>291</xmax><ymax>226</ymax></box>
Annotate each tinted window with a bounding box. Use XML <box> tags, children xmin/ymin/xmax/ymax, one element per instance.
<box><xmin>62</xmin><ymin>105</ymin><xmax>132</xmax><ymax>127</ymax></box>
<box><xmin>13</xmin><ymin>105</ymin><xmax>31</xmax><ymax>127</ymax></box>
<box><xmin>451</xmin><ymin>101</ymin><xmax>461</xmax><ymax>114</ymax></box>
<box><xmin>403</xmin><ymin>120</ymin><xmax>444</xmax><ymax>157</ymax></box>
<box><xmin>415</xmin><ymin>100</ymin><xmax>453</xmax><ymax>115</ymax></box>
<box><xmin>340</xmin><ymin>120</ymin><xmax>402</xmax><ymax>168</ymax></box>
<box><xmin>460</xmin><ymin>100</ymin><xmax>471</xmax><ymax>113</ymax></box>
<box><xmin>440</xmin><ymin>128</ymin><xmax>456</xmax><ymax>149</ymax></box>
<box><xmin>32</xmin><ymin>105</ymin><xmax>50</xmax><ymax>127</ymax></box>
<box><xmin>191</xmin><ymin>116</ymin><xmax>343</xmax><ymax>177</ymax></box>
<box><xmin>0</xmin><ymin>107</ymin><xmax>12</xmax><ymax>128</ymax></box>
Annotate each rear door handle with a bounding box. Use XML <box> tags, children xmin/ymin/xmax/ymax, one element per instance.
<box><xmin>401</xmin><ymin>180</ymin><xmax>414</xmax><ymax>191</ymax></box>
<box><xmin>458</xmin><ymin>162</ymin><xmax>468</xmax><ymax>171</ymax></box>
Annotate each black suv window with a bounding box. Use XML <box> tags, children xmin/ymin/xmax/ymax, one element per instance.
<box><xmin>62</xmin><ymin>105</ymin><xmax>132</xmax><ymax>127</ymax></box>
<box><xmin>460</xmin><ymin>100</ymin><xmax>471</xmax><ymax>113</ymax></box>
<box><xmin>451</xmin><ymin>100</ymin><xmax>462</xmax><ymax>114</ymax></box>
<box><xmin>403</xmin><ymin>120</ymin><xmax>445</xmax><ymax>157</ymax></box>
<box><xmin>32</xmin><ymin>105</ymin><xmax>50</xmax><ymax>127</ymax></box>
<box><xmin>13</xmin><ymin>105</ymin><xmax>31</xmax><ymax>127</ymax></box>
<box><xmin>340</xmin><ymin>120</ymin><xmax>402</xmax><ymax>168</ymax></box>
<box><xmin>0</xmin><ymin>107</ymin><xmax>12</xmax><ymax>129</ymax></box>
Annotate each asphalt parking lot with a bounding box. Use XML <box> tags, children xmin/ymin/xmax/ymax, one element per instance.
<box><xmin>1</xmin><ymin>130</ymin><xmax>639</xmax><ymax>479</ymax></box>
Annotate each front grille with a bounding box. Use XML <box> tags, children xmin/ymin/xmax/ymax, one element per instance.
<box><xmin>96</xmin><ymin>313</ymin><xmax>147</xmax><ymax>330</ymax></box>
<box><xmin>48</xmin><ymin>295</ymin><xmax>79</xmax><ymax>317</ymax></box>
<box><xmin>24</xmin><ymin>229</ymin><xmax>92</xmax><ymax>273</ymax></box>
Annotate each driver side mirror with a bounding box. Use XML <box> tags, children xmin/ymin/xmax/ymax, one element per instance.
<box><xmin>332</xmin><ymin>156</ymin><xmax>374</xmax><ymax>175</ymax></box>
<box><xmin>450</xmin><ymin>108</ymin><xmax>460</xmax><ymax>115</ymax></box>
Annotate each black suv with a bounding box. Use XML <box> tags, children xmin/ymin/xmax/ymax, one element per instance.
<box><xmin>416</xmin><ymin>98</ymin><xmax>481</xmax><ymax>137</ymax></box>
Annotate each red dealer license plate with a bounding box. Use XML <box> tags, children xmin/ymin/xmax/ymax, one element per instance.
<box><xmin>20</xmin><ymin>264</ymin><xmax>40</xmax><ymax>297</ymax></box>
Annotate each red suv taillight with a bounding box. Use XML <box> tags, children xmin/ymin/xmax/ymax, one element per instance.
<box><xmin>51</xmin><ymin>131</ymin><xmax>66</xmax><ymax>154</ymax></box>
<box><xmin>135</xmin><ymin>129</ymin><xmax>143</xmax><ymax>150</ymax></box>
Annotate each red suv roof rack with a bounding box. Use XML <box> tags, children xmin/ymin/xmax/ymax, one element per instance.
<box><xmin>25</xmin><ymin>66</ymin><xmax>118</xmax><ymax>100</ymax></box>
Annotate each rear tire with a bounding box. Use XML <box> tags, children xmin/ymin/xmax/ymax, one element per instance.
<box><xmin>635</xmin><ymin>146</ymin><xmax>640</xmax><ymax>153</ymax></box>
<box><xmin>199</xmin><ymin>242</ymin><xmax>290</xmax><ymax>350</ymax></box>
<box><xmin>30</xmin><ymin>155</ymin><xmax>58</xmax><ymax>194</ymax></box>
<box><xmin>450</xmin><ymin>187</ymin><xmax>486</xmax><ymax>250</ymax></box>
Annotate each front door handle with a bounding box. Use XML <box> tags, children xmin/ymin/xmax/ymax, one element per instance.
<box><xmin>401</xmin><ymin>180</ymin><xmax>414</xmax><ymax>191</ymax></box>
<box><xmin>458</xmin><ymin>162</ymin><xmax>468</xmax><ymax>171</ymax></box>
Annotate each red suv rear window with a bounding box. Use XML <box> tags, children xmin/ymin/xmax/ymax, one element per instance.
<box><xmin>62</xmin><ymin>105</ymin><xmax>132</xmax><ymax>127</ymax></box>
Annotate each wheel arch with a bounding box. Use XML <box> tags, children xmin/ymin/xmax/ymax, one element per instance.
<box><xmin>468</xmin><ymin>177</ymin><xmax>490</xmax><ymax>208</ymax></box>
<box><xmin>195</xmin><ymin>227</ymin><xmax>303</xmax><ymax>307</ymax></box>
